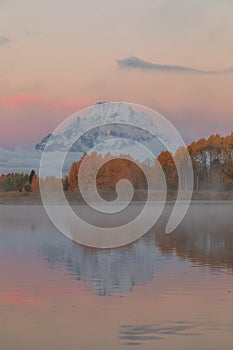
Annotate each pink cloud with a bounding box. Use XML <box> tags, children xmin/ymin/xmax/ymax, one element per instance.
<box><xmin>0</xmin><ymin>94</ymin><xmax>91</xmax><ymax>149</ymax></box>
<box><xmin>0</xmin><ymin>290</ymin><xmax>40</xmax><ymax>307</ymax></box>
<box><xmin>0</xmin><ymin>93</ymin><xmax>87</xmax><ymax>110</ymax></box>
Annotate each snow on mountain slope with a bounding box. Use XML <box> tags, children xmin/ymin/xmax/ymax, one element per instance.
<box><xmin>35</xmin><ymin>102</ymin><xmax>163</xmax><ymax>158</ymax></box>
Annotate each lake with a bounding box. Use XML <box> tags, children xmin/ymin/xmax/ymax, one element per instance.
<box><xmin>0</xmin><ymin>203</ymin><xmax>232</xmax><ymax>349</ymax></box>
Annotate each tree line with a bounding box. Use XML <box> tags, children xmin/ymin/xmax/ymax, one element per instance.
<box><xmin>1</xmin><ymin>133</ymin><xmax>233</xmax><ymax>193</ymax></box>
<box><xmin>68</xmin><ymin>133</ymin><xmax>233</xmax><ymax>193</ymax></box>
<box><xmin>0</xmin><ymin>170</ymin><xmax>38</xmax><ymax>192</ymax></box>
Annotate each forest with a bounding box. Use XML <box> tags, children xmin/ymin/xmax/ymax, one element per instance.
<box><xmin>1</xmin><ymin>133</ymin><xmax>233</xmax><ymax>194</ymax></box>
<box><xmin>68</xmin><ymin>133</ymin><xmax>233</xmax><ymax>193</ymax></box>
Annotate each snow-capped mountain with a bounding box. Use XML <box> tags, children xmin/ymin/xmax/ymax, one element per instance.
<box><xmin>36</xmin><ymin>134</ymin><xmax>52</xmax><ymax>151</ymax></box>
<box><xmin>36</xmin><ymin>102</ymin><xmax>163</xmax><ymax>157</ymax></box>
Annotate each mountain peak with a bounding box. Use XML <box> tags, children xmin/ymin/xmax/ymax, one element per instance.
<box><xmin>35</xmin><ymin>102</ymin><xmax>159</xmax><ymax>156</ymax></box>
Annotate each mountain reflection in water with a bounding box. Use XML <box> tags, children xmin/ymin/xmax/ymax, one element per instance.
<box><xmin>0</xmin><ymin>203</ymin><xmax>232</xmax><ymax>297</ymax></box>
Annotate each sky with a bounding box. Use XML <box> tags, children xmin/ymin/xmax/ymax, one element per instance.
<box><xmin>0</xmin><ymin>0</ymin><xmax>233</xmax><ymax>149</ymax></box>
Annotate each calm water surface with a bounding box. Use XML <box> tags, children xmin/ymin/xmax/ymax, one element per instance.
<box><xmin>0</xmin><ymin>204</ymin><xmax>233</xmax><ymax>350</ymax></box>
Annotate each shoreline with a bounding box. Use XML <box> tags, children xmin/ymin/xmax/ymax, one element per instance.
<box><xmin>1</xmin><ymin>191</ymin><xmax>233</xmax><ymax>205</ymax></box>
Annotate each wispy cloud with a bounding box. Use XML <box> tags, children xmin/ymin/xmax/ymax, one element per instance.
<box><xmin>0</xmin><ymin>35</ymin><xmax>10</xmax><ymax>46</ymax></box>
<box><xmin>117</xmin><ymin>56</ymin><xmax>233</xmax><ymax>74</ymax></box>
<box><xmin>0</xmin><ymin>93</ymin><xmax>84</xmax><ymax>110</ymax></box>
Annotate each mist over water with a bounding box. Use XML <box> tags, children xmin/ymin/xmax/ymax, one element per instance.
<box><xmin>0</xmin><ymin>203</ymin><xmax>232</xmax><ymax>349</ymax></box>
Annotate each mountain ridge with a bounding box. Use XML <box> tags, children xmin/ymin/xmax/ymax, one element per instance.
<box><xmin>35</xmin><ymin>102</ymin><xmax>160</xmax><ymax>155</ymax></box>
